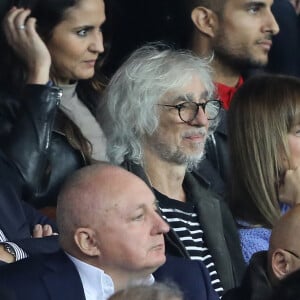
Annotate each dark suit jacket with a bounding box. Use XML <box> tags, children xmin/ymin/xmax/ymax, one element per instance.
<box><xmin>0</xmin><ymin>250</ymin><xmax>85</xmax><ymax>300</ymax></box>
<box><xmin>0</xmin><ymin>152</ymin><xmax>59</xmax><ymax>258</ymax></box>
<box><xmin>0</xmin><ymin>251</ymin><xmax>217</xmax><ymax>300</ymax></box>
<box><xmin>154</xmin><ymin>256</ymin><xmax>219</xmax><ymax>300</ymax></box>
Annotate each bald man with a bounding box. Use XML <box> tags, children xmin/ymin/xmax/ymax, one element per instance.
<box><xmin>268</xmin><ymin>204</ymin><xmax>300</xmax><ymax>284</ymax></box>
<box><xmin>223</xmin><ymin>205</ymin><xmax>300</xmax><ymax>300</ymax></box>
<box><xmin>0</xmin><ymin>163</ymin><xmax>169</xmax><ymax>300</ymax></box>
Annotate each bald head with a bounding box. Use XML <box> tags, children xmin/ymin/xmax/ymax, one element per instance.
<box><xmin>56</xmin><ymin>162</ymin><xmax>154</xmax><ymax>250</ymax></box>
<box><xmin>270</xmin><ymin>205</ymin><xmax>300</xmax><ymax>252</ymax></box>
<box><xmin>268</xmin><ymin>205</ymin><xmax>300</xmax><ymax>283</ymax></box>
<box><xmin>56</xmin><ymin>162</ymin><xmax>169</xmax><ymax>287</ymax></box>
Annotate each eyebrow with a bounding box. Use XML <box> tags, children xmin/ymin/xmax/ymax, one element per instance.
<box><xmin>244</xmin><ymin>1</ymin><xmax>267</xmax><ymax>9</ymax></box>
<box><xmin>172</xmin><ymin>90</ymin><xmax>209</xmax><ymax>104</ymax></box>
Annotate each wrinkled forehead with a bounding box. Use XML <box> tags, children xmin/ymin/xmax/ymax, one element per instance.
<box><xmin>159</xmin><ymin>76</ymin><xmax>211</xmax><ymax>105</ymax></box>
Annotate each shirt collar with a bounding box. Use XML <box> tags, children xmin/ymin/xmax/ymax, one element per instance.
<box><xmin>215</xmin><ymin>76</ymin><xmax>244</xmax><ymax>110</ymax></box>
<box><xmin>66</xmin><ymin>253</ymin><xmax>115</xmax><ymax>300</ymax></box>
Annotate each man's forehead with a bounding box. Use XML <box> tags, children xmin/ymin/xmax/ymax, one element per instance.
<box><xmin>224</xmin><ymin>0</ymin><xmax>274</xmax><ymax>8</ymax></box>
<box><xmin>104</xmin><ymin>194</ymin><xmax>157</xmax><ymax>212</ymax></box>
<box><xmin>161</xmin><ymin>89</ymin><xmax>209</xmax><ymax>104</ymax></box>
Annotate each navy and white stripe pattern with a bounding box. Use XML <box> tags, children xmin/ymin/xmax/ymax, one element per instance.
<box><xmin>156</xmin><ymin>191</ymin><xmax>224</xmax><ymax>297</ymax></box>
<box><xmin>0</xmin><ymin>229</ymin><xmax>27</xmax><ymax>260</ymax></box>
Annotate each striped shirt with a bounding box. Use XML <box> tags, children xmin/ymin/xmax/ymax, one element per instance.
<box><xmin>155</xmin><ymin>190</ymin><xmax>224</xmax><ymax>297</ymax></box>
<box><xmin>0</xmin><ymin>229</ymin><xmax>27</xmax><ymax>261</ymax></box>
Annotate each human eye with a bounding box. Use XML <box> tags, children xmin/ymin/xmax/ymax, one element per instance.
<box><xmin>131</xmin><ymin>209</ymin><xmax>145</xmax><ymax>221</ymax></box>
<box><xmin>247</xmin><ymin>3</ymin><xmax>261</xmax><ymax>14</ymax></box>
<box><xmin>294</xmin><ymin>128</ymin><xmax>300</xmax><ymax>137</ymax></box>
<box><xmin>176</xmin><ymin>102</ymin><xmax>191</xmax><ymax>111</ymax></box>
<box><xmin>77</xmin><ymin>29</ymin><xmax>88</xmax><ymax>37</ymax></box>
<box><xmin>76</xmin><ymin>26</ymin><xmax>92</xmax><ymax>37</ymax></box>
<box><xmin>290</xmin><ymin>125</ymin><xmax>300</xmax><ymax>136</ymax></box>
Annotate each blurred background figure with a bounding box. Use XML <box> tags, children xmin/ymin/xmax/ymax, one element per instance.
<box><xmin>108</xmin><ymin>282</ymin><xmax>183</xmax><ymax>300</ymax></box>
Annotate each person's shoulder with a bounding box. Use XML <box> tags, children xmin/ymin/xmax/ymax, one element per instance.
<box><xmin>154</xmin><ymin>256</ymin><xmax>219</xmax><ymax>300</ymax></box>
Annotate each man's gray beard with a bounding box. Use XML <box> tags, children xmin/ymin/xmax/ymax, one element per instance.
<box><xmin>153</xmin><ymin>140</ymin><xmax>205</xmax><ymax>171</ymax></box>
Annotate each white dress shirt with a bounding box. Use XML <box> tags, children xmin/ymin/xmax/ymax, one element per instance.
<box><xmin>67</xmin><ymin>253</ymin><xmax>114</xmax><ymax>300</ymax></box>
<box><xmin>67</xmin><ymin>253</ymin><xmax>155</xmax><ymax>300</ymax></box>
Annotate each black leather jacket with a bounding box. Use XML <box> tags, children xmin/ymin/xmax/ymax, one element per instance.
<box><xmin>0</xmin><ymin>85</ymin><xmax>88</xmax><ymax>208</ymax></box>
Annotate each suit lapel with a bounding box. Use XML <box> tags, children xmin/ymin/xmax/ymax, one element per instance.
<box><xmin>184</xmin><ymin>173</ymin><xmax>234</xmax><ymax>290</ymax></box>
<box><xmin>42</xmin><ymin>251</ymin><xmax>86</xmax><ymax>300</ymax></box>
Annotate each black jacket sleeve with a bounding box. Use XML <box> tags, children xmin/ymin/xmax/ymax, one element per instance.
<box><xmin>0</xmin><ymin>85</ymin><xmax>62</xmax><ymax>199</ymax></box>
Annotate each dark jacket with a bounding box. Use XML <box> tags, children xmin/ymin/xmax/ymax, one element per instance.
<box><xmin>0</xmin><ymin>152</ymin><xmax>59</xmax><ymax>258</ymax></box>
<box><xmin>123</xmin><ymin>160</ymin><xmax>246</xmax><ymax>292</ymax></box>
<box><xmin>223</xmin><ymin>251</ymin><xmax>273</xmax><ymax>300</ymax></box>
<box><xmin>195</xmin><ymin>109</ymin><xmax>228</xmax><ymax>196</ymax></box>
<box><xmin>0</xmin><ymin>250</ymin><xmax>85</xmax><ymax>300</ymax></box>
<box><xmin>154</xmin><ymin>256</ymin><xmax>219</xmax><ymax>300</ymax></box>
<box><xmin>0</xmin><ymin>85</ymin><xmax>91</xmax><ymax>208</ymax></box>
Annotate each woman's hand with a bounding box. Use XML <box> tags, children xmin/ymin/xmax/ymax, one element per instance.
<box><xmin>2</xmin><ymin>6</ymin><xmax>51</xmax><ymax>84</ymax></box>
<box><xmin>279</xmin><ymin>167</ymin><xmax>300</xmax><ymax>205</ymax></box>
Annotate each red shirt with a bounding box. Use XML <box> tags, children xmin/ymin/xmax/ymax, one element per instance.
<box><xmin>215</xmin><ymin>76</ymin><xmax>244</xmax><ymax>110</ymax></box>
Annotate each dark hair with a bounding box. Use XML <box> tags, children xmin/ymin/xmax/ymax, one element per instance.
<box><xmin>0</xmin><ymin>0</ymin><xmax>107</xmax><ymax>97</ymax></box>
<box><xmin>0</xmin><ymin>0</ymin><xmax>109</xmax><ymax>161</ymax></box>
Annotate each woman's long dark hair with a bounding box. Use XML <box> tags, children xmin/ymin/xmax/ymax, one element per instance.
<box><xmin>0</xmin><ymin>0</ymin><xmax>109</xmax><ymax>98</ymax></box>
<box><xmin>0</xmin><ymin>0</ymin><xmax>111</xmax><ymax>160</ymax></box>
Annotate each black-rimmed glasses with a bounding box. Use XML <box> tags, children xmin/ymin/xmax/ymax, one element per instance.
<box><xmin>158</xmin><ymin>100</ymin><xmax>222</xmax><ymax>123</ymax></box>
<box><xmin>284</xmin><ymin>249</ymin><xmax>300</xmax><ymax>259</ymax></box>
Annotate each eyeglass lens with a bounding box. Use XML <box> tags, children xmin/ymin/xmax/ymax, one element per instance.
<box><xmin>179</xmin><ymin>101</ymin><xmax>220</xmax><ymax>122</ymax></box>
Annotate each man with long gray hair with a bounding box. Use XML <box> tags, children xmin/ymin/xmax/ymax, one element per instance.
<box><xmin>98</xmin><ymin>44</ymin><xmax>245</xmax><ymax>296</ymax></box>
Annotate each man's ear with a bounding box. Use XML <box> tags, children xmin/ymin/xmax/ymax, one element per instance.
<box><xmin>74</xmin><ymin>228</ymin><xmax>101</xmax><ymax>257</ymax></box>
<box><xmin>272</xmin><ymin>249</ymin><xmax>291</xmax><ymax>280</ymax></box>
<box><xmin>191</xmin><ymin>7</ymin><xmax>218</xmax><ymax>37</ymax></box>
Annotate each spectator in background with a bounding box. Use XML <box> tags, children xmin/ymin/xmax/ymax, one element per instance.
<box><xmin>108</xmin><ymin>282</ymin><xmax>183</xmax><ymax>300</ymax></box>
<box><xmin>0</xmin><ymin>163</ymin><xmax>170</xmax><ymax>300</ymax></box>
<box><xmin>99</xmin><ymin>43</ymin><xmax>245</xmax><ymax>297</ymax></box>
<box><xmin>228</xmin><ymin>74</ymin><xmax>300</xmax><ymax>263</ymax></box>
<box><xmin>102</xmin><ymin>0</ymin><xmax>280</xmax><ymax>197</ymax></box>
<box><xmin>223</xmin><ymin>204</ymin><xmax>300</xmax><ymax>300</ymax></box>
<box><xmin>266</xmin><ymin>0</ymin><xmax>300</xmax><ymax>77</ymax></box>
<box><xmin>182</xmin><ymin>0</ymin><xmax>280</xmax><ymax>193</ymax></box>
<box><xmin>0</xmin><ymin>0</ymin><xmax>107</xmax><ymax>209</ymax></box>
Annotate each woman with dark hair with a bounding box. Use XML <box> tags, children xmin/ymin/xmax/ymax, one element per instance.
<box><xmin>0</xmin><ymin>0</ymin><xmax>107</xmax><ymax>208</ymax></box>
<box><xmin>228</xmin><ymin>74</ymin><xmax>300</xmax><ymax>263</ymax></box>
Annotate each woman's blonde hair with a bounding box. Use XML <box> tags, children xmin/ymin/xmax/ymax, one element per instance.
<box><xmin>228</xmin><ymin>74</ymin><xmax>300</xmax><ymax>228</ymax></box>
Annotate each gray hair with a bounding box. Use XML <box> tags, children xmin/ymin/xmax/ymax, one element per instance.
<box><xmin>98</xmin><ymin>43</ymin><xmax>216</xmax><ymax>165</ymax></box>
<box><xmin>108</xmin><ymin>282</ymin><xmax>183</xmax><ymax>300</ymax></box>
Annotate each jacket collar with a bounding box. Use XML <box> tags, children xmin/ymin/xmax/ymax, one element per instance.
<box><xmin>42</xmin><ymin>251</ymin><xmax>86</xmax><ymax>300</ymax></box>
